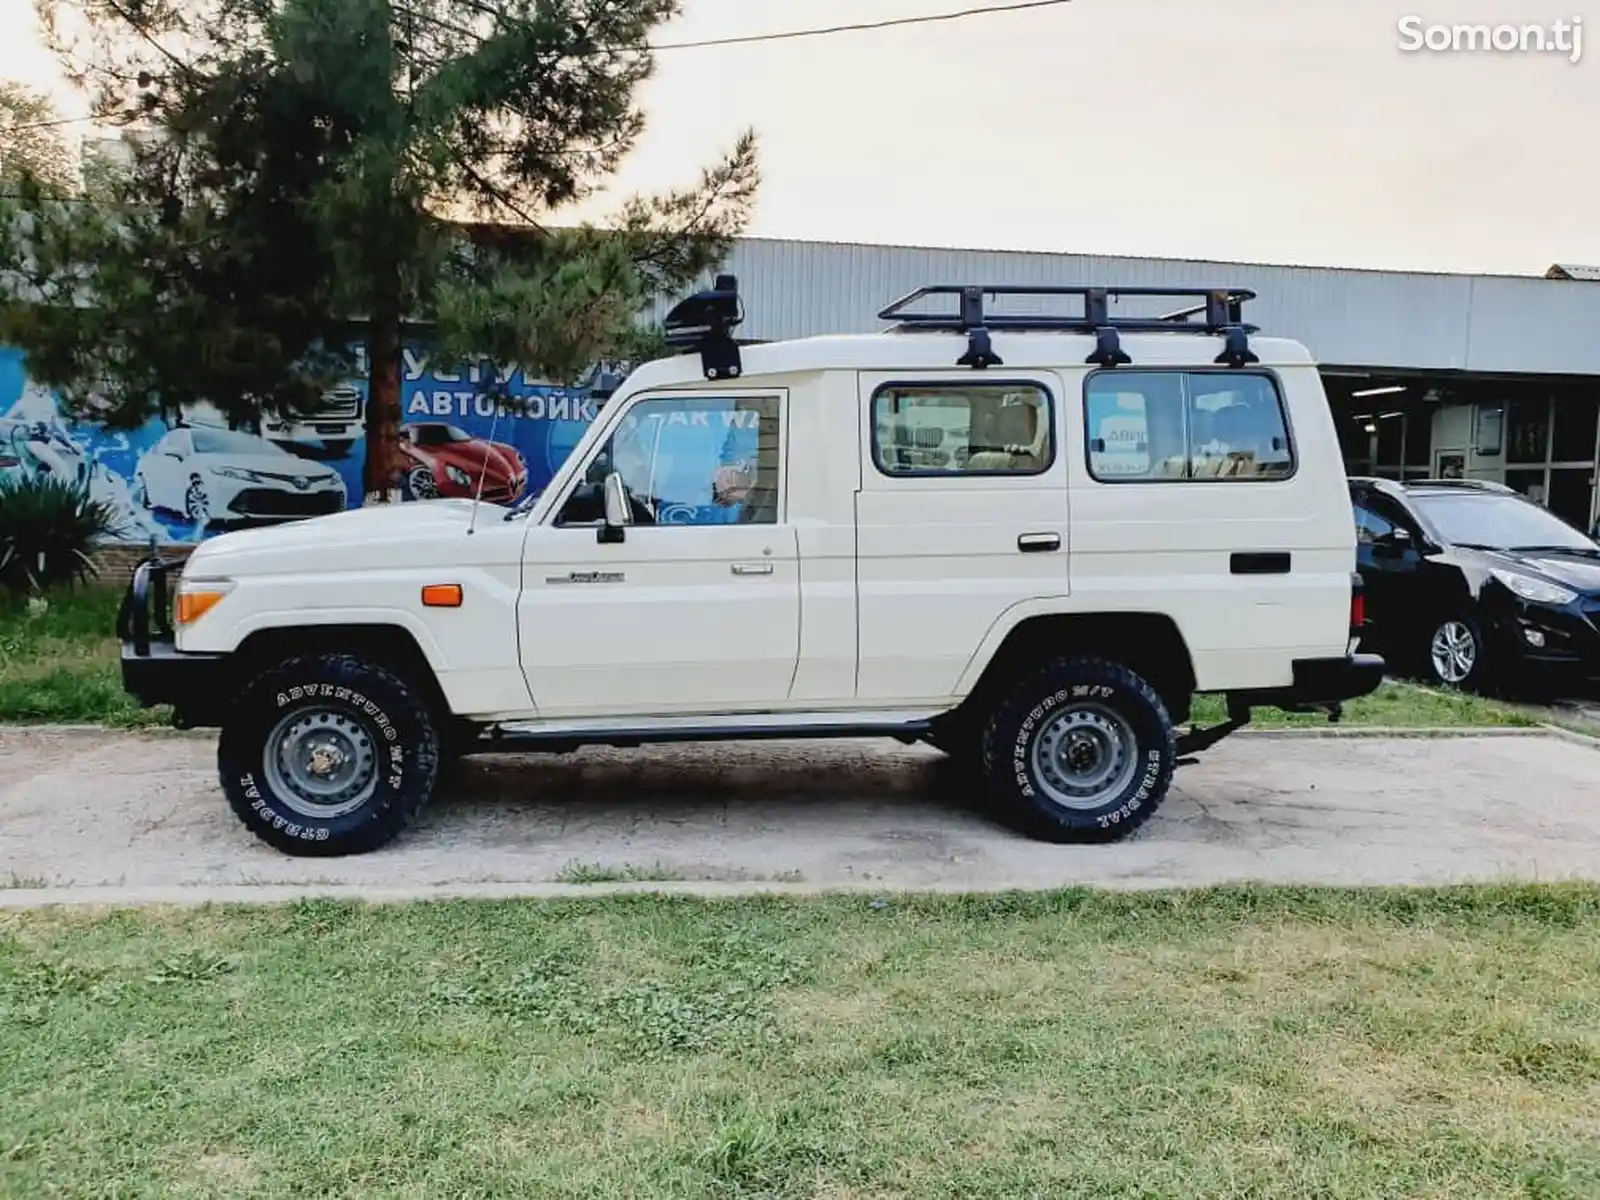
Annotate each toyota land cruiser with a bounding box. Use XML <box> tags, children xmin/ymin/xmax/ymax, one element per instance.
<box><xmin>118</xmin><ymin>279</ymin><xmax>1382</xmax><ymax>855</ymax></box>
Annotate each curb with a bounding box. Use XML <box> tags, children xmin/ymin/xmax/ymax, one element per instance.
<box><xmin>1534</xmin><ymin>722</ymin><xmax>1600</xmax><ymax>751</ymax></box>
<box><xmin>10</xmin><ymin>872</ymin><xmax>1600</xmax><ymax>911</ymax></box>
<box><xmin>1230</xmin><ymin>725</ymin><xmax>1550</xmax><ymax>739</ymax></box>
<box><xmin>0</xmin><ymin>723</ymin><xmax>211</xmax><ymax>739</ymax></box>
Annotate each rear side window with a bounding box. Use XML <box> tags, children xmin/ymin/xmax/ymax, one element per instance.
<box><xmin>872</xmin><ymin>383</ymin><xmax>1055</xmax><ymax>476</ymax></box>
<box><xmin>1084</xmin><ymin>371</ymin><xmax>1294</xmax><ymax>482</ymax></box>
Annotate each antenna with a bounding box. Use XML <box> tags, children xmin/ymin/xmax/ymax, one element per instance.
<box><xmin>466</xmin><ymin>382</ymin><xmax>505</xmax><ymax>537</ymax></box>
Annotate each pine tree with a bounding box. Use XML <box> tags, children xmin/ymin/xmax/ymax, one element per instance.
<box><xmin>1</xmin><ymin>0</ymin><xmax>757</xmax><ymax>498</ymax></box>
<box><xmin>0</xmin><ymin>81</ymin><xmax>78</xmax><ymax>193</ymax></box>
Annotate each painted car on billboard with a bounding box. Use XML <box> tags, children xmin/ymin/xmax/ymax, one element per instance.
<box><xmin>398</xmin><ymin>422</ymin><xmax>528</xmax><ymax>504</ymax></box>
<box><xmin>0</xmin><ymin>343</ymin><xmax>608</xmax><ymax>544</ymax></box>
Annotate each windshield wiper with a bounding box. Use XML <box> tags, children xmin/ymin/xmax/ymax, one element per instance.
<box><xmin>502</xmin><ymin>490</ymin><xmax>542</xmax><ymax>521</ymax></box>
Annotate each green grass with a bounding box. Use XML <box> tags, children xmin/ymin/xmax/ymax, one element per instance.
<box><xmin>0</xmin><ymin>584</ymin><xmax>1538</xmax><ymax>732</ymax></box>
<box><xmin>0</xmin><ymin>586</ymin><xmax>169</xmax><ymax>726</ymax></box>
<box><xmin>2</xmin><ymin>888</ymin><xmax>1599</xmax><ymax>1197</ymax></box>
<box><xmin>555</xmin><ymin>860</ymin><xmax>689</xmax><ymax>885</ymax></box>
<box><xmin>1191</xmin><ymin>679</ymin><xmax>1537</xmax><ymax>729</ymax></box>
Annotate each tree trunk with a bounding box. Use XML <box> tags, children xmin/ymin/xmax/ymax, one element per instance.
<box><xmin>363</xmin><ymin>291</ymin><xmax>404</xmax><ymax>503</ymax></box>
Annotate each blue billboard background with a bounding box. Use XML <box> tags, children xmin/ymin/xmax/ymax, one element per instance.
<box><xmin>0</xmin><ymin>343</ymin><xmax>611</xmax><ymax>545</ymax></box>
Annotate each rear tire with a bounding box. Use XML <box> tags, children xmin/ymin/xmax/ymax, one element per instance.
<box><xmin>979</xmin><ymin>656</ymin><xmax>1176</xmax><ymax>843</ymax></box>
<box><xmin>218</xmin><ymin>654</ymin><xmax>440</xmax><ymax>856</ymax></box>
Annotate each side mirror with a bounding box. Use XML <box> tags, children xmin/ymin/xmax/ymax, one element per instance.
<box><xmin>599</xmin><ymin>472</ymin><xmax>630</xmax><ymax>543</ymax></box>
<box><xmin>1375</xmin><ymin>527</ymin><xmax>1413</xmax><ymax>555</ymax></box>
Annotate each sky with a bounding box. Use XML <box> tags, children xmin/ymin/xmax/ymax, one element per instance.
<box><xmin>3</xmin><ymin>0</ymin><xmax>1596</xmax><ymax>277</ymax></box>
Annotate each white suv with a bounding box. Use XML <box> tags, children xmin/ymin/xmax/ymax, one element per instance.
<box><xmin>119</xmin><ymin>279</ymin><xmax>1381</xmax><ymax>856</ymax></box>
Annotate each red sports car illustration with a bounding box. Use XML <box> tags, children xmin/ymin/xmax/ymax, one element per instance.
<box><xmin>399</xmin><ymin>422</ymin><xmax>528</xmax><ymax>505</ymax></box>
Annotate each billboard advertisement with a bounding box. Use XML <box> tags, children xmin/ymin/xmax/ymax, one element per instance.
<box><xmin>0</xmin><ymin>344</ymin><xmax>613</xmax><ymax>545</ymax></box>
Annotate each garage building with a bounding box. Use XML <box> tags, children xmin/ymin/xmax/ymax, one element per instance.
<box><xmin>662</xmin><ymin>239</ymin><xmax>1600</xmax><ymax>531</ymax></box>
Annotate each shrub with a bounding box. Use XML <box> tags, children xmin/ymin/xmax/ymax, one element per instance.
<box><xmin>0</xmin><ymin>473</ymin><xmax>115</xmax><ymax>597</ymax></box>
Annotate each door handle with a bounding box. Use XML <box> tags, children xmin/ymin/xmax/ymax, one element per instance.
<box><xmin>1231</xmin><ymin>551</ymin><xmax>1291</xmax><ymax>575</ymax></box>
<box><xmin>1017</xmin><ymin>533</ymin><xmax>1061</xmax><ymax>553</ymax></box>
<box><xmin>731</xmin><ymin>562</ymin><xmax>774</xmax><ymax>576</ymax></box>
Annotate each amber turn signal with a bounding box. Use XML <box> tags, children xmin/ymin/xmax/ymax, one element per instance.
<box><xmin>421</xmin><ymin>584</ymin><xmax>463</xmax><ymax>608</ymax></box>
<box><xmin>175</xmin><ymin>590</ymin><xmax>227</xmax><ymax>625</ymax></box>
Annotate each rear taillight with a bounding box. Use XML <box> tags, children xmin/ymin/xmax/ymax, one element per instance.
<box><xmin>1349</xmin><ymin>573</ymin><xmax>1366</xmax><ymax>631</ymax></box>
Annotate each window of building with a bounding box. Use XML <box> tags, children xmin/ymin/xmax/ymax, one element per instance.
<box><xmin>557</xmin><ymin>394</ymin><xmax>781</xmax><ymax>526</ymax></box>
<box><xmin>1084</xmin><ymin>371</ymin><xmax>1293</xmax><ymax>482</ymax></box>
<box><xmin>1375</xmin><ymin>415</ymin><xmax>1403</xmax><ymax>466</ymax></box>
<box><xmin>871</xmin><ymin>383</ymin><xmax>1053</xmax><ymax>476</ymax></box>
<box><xmin>1551</xmin><ymin>395</ymin><xmax>1599</xmax><ymax>464</ymax></box>
<box><xmin>1403</xmin><ymin>413</ymin><xmax>1433</xmax><ymax>467</ymax></box>
<box><xmin>1506</xmin><ymin>467</ymin><xmax>1546</xmax><ymax>505</ymax></box>
<box><xmin>1506</xmin><ymin>397</ymin><xmax>1551</xmax><ymax>463</ymax></box>
<box><xmin>1547</xmin><ymin>467</ymin><xmax>1594</xmax><ymax>532</ymax></box>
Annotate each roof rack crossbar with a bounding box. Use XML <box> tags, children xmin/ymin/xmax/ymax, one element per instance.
<box><xmin>878</xmin><ymin>284</ymin><xmax>1259</xmax><ymax>336</ymax></box>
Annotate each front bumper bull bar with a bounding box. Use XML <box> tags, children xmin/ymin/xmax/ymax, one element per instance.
<box><xmin>117</xmin><ymin>557</ymin><xmax>226</xmax><ymax>718</ymax></box>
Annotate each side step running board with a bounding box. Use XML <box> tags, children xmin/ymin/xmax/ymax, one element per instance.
<box><xmin>473</xmin><ymin>711</ymin><xmax>938</xmax><ymax>754</ymax></box>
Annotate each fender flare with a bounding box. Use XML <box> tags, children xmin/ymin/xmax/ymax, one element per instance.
<box><xmin>952</xmin><ymin>598</ymin><xmax>1198</xmax><ymax>696</ymax></box>
<box><xmin>214</xmin><ymin>608</ymin><xmax>450</xmax><ymax>671</ymax></box>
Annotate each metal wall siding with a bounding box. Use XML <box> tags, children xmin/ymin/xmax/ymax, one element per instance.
<box><xmin>649</xmin><ymin>238</ymin><xmax>1600</xmax><ymax>378</ymax></box>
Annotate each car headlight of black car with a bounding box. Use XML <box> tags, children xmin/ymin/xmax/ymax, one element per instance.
<box><xmin>1489</xmin><ymin>568</ymin><xmax>1578</xmax><ymax>606</ymax></box>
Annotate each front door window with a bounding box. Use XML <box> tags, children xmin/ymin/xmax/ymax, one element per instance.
<box><xmin>559</xmin><ymin>395</ymin><xmax>780</xmax><ymax>526</ymax></box>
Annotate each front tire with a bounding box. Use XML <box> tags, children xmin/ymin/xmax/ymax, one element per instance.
<box><xmin>1424</xmin><ymin>612</ymin><xmax>1491</xmax><ymax>691</ymax></box>
<box><xmin>218</xmin><ymin>654</ymin><xmax>441</xmax><ymax>856</ymax></box>
<box><xmin>404</xmin><ymin>465</ymin><xmax>440</xmax><ymax>501</ymax></box>
<box><xmin>979</xmin><ymin>656</ymin><xmax>1177</xmax><ymax>843</ymax></box>
<box><xmin>184</xmin><ymin>476</ymin><xmax>211</xmax><ymax>526</ymax></box>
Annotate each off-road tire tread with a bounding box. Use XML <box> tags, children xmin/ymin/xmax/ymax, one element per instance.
<box><xmin>218</xmin><ymin>653</ymin><xmax>440</xmax><ymax>857</ymax></box>
<box><xmin>979</xmin><ymin>655</ymin><xmax>1177</xmax><ymax>844</ymax></box>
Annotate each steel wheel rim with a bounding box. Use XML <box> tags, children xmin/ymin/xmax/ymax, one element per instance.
<box><xmin>263</xmin><ymin>707</ymin><xmax>379</xmax><ymax>820</ymax></box>
<box><xmin>1430</xmin><ymin>620</ymin><xmax>1477</xmax><ymax>684</ymax></box>
<box><xmin>1029</xmin><ymin>704</ymin><xmax>1140</xmax><ymax>811</ymax></box>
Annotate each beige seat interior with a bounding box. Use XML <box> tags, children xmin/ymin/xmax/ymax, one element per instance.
<box><xmin>966</xmin><ymin>394</ymin><xmax>1045</xmax><ymax>471</ymax></box>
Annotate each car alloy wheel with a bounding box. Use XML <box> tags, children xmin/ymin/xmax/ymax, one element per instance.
<box><xmin>406</xmin><ymin>464</ymin><xmax>440</xmax><ymax>500</ymax></box>
<box><xmin>1429</xmin><ymin>619</ymin><xmax>1479</xmax><ymax>685</ymax></box>
<box><xmin>184</xmin><ymin>478</ymin><xmax>211</xmax><ymax>524</ymax></box>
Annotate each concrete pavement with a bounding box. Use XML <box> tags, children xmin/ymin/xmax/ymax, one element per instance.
<box><xmin>2</xmin><ymin>726</ymin><xmax>1598</xmax><ymax>906</ymax></box>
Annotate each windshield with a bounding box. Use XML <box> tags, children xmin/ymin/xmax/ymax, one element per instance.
<box><xmin>1410</xmin><ymin>491</ymin><xmax>1595</xmax><ymax>552</ymax></box>
<box><xmin>191</xmin><ymin>428</ymin><xmax>290</xmax><ymax>457</ymax></box>
<box><xmin>410</xmin><ymin>424</ymin><xmax>473</xmax><ymax>446</ymax></box>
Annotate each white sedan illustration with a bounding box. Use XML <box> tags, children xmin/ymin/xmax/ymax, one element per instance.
<box><xmin>134</xmin><ymin>425</ymin><xmax>347</xmax><ymax>528</ymax></box>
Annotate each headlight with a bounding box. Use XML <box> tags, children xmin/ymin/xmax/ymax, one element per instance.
<box><xmin>214</xmin><ymin>466</ymin><xmax>262</xmax><ymax>483</ymax></box>
<box><xmin>1490</xmin><ymin>568</ymin><xmax>1577</xmax><ymax>606</ymax></box>
<box><xmin>175</xmin><ymin>576</ymin><xmax>235</xmax><ymax>625</ymax></box>
<box><xmin>445</xmin><ymin>465</ymin><xmax>471</xmax><ymax>487</ymax></box>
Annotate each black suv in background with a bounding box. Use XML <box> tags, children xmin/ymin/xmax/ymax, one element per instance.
<box><xmin>1350</xmin><ymin>477</ymin><xmax>1600</xmax><ymax>693</ymax></box>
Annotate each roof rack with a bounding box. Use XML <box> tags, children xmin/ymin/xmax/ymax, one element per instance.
<box><xmin>877</xmin><ymin>284</ymin><xmax>1261</xmax><ymax>371</ymax></box>
<box><xmin>1403</xmin><ymin>478</ymin><xmax>1515</xmax><ymax>493</ymax></box>
<box><xmin>663</xmin><ymin>274</ymin><xmax>745</xmax><ymax>381</ymax></box>
<box><xmin>1351</xmin><ymin>476</ymin><xmax>1516</xmax><ymax>495</ymax></box>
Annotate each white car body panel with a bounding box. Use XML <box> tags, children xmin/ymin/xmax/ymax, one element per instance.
<box><xmin>172</xmin><ymin>329</ymin><xmax>1355</xmax><ymax>721</ymax></box>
